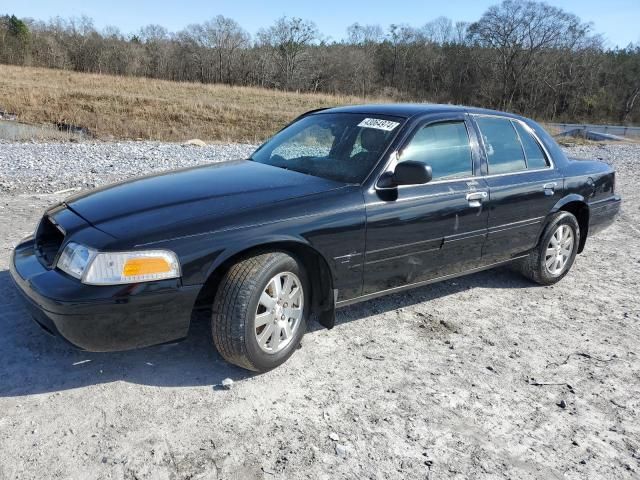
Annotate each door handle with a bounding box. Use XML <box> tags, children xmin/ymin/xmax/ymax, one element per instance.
<box><xmin>466</xmin><ymin>191</ymin><xmax>488</xmax><ymax>207</ymax></box>
<box><xmin>543</xmin><ymin>182</ymin><xmax>557</xmax><ymax>196</ymax></box>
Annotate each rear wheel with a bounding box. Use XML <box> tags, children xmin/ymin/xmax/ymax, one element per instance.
<box><xmin>211</xmin><ymin>252</ymin><xmax>308</xmax><ymax>372</ymax></box>
<box><xmin>517</xmin><ymin>211</ymin><xmax>580</xmax><ymax>285</ymax></box>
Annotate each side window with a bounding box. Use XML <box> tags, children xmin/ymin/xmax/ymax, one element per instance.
<box><xmin>399</xmin><ymin>121</ymin><xmax>472</xmax><ymax>181</ymax></box>
<box><xmin>475</xmin><ymin>117</ymin><xmax>526</xmax><ymax>174</ymax></box>
<box><xmin>513</xmin><ymin>121</ymin><xmax>549</xmax><ymax>169</ymax></box>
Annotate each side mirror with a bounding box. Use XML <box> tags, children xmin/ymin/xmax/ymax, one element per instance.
<box><xmin>378</xmin><ymin>161</ymin><xmax>432</xmax><ymax>188</ymax></box>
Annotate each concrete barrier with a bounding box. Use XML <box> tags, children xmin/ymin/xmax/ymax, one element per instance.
<box><xmin>549</xmin><ymin>123</ymin><xmax>640</xmax><ymax>138</ymax></box>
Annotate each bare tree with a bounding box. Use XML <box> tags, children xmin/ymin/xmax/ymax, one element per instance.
<box><xmin>423</xmin><ymin>17</ymin><xmax>454</xmax><ymax>45</ymax></box>
<box><xmin>190</xmin><ymin>16</ymin><xmax>249</xmax><ymax>84</ymax></box>
<box><xmin>137</xmin><ymin>24</ymin><xmax>172</xmax><ymax>79</ymax></box>
<box><xmin>453</xmin><ymin>21</ymin><xmax>469</xmax><ymax>45</ymax></box>
<box><xmin>347</xmin><ymin>23</ymin><xmax>382</xmax><ymax>96</ymax></box>
<box><xmin>468</xmin><ymin>0</ymin><xmax>593</xmax><ymax>109</ymax></box>
<box><xmin>258</xmin><ymin>16</ymin><xmax>318</xmax><ymax>89</ymax></box>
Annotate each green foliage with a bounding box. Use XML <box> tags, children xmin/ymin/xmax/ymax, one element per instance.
<box><xmin>0</xmin><ymin>14</ymin><xmax>30</xmax><ymax>63</ymax></box>
<box><xmin>8</xmin><ymin>14</ymin><xmax>29</xmax><ymax>40</ymax></box>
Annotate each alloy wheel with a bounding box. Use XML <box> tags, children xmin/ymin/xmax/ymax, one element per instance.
<box><xmin>254</xmin><ymin>271</ymin><xmax>304</xmax><ymax>354</ymax></box>
<box><xmin>545</xmin><ymin>224</ymin><xmax>575</xmax><ymax>276</ymax></box>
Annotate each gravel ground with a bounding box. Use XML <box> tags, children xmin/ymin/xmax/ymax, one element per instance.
<box><xmin>0</xmin><ymin>141</ymin><xmax>257</xmax><ymax>194</ymax></box>
<box><xmin>0</xmin><ymin>141</ymin><xmax>639</xmax><ymax>479</ymax></box>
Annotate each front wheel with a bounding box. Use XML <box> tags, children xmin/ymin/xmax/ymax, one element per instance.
<box><xmin>211</xmin><ymin>252</ymin><xmax>308</xmax><ymax>372</ymax></box>
<box><xmin>517</xmin><ymin>211</ymin><xmax>580</xmax><ymax>285</ymax></box>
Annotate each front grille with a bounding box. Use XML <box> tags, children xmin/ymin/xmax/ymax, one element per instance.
<box><xmin>34</xmin><ymin>216</ymin><xmax>65</xmax><ymax>268</ymax></box>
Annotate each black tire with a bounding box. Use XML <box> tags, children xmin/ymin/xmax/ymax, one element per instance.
<box><xmin>517</xmin><ymin>211</ymin><xmax>580</xmax><ymax>285</ymax></box>
<box><xmin>211</xmin><ymin>252</ymin><xmax>309</xmax><ymax>372</ymax></box>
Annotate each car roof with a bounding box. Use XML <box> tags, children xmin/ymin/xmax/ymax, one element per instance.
<box><xmin>317</xmin><ymin>103</ymin><xmax>524</xmax><ymax>120</ymax></box>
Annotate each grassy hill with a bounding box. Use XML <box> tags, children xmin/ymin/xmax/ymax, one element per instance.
<box><xmin>0</xmin><ymin>65</ymin><xmax>384</xmax><ymax>142</ymax></box>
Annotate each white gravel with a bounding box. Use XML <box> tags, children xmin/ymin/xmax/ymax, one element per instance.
<box><xmin>0</xmin><ymin>141</ymin><xmax>257</xmax><ymax>194</ymax></box>
<box><xmin>0</xmin><ymin>141</ymin><xmax>639</xmax><ymax>479</ymax></box>
<box><xmin>565</xmin><ymin>143</ymin><xmax>640</xmax><ymax>185</ymax></box>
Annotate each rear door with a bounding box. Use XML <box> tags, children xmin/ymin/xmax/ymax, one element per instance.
<box><xmin>362</xmin><ymin>114</ymin><xmax>489</xmax><ymax>295</ymax></box>
<box><xmin>472</xmin><ymin>115</ymin><xmax>563</xmax><ymax>261</ymax></box>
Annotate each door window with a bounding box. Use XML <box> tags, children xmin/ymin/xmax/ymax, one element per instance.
<box><xmin>476</xmin><ymin>117</ymin><xmax>527</xmax><ymax>174</ymax></box>
<box><xmin>513</xmin><ymin>121</ymin><xmax>549</xmax><ymax>169</ymax></box>
<box><xmin>399</xmin><ymin>121</ymin><xmax>472</xmax><ymax>181</ymax></box>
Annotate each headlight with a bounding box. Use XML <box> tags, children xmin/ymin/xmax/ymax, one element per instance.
<box><xmin>56</xmin><ymin>243</ymin><xmax>181</xmax><ymax>285</ymax></box>
<box><xmin>57</xmin><ymin>242</ymin><xmax>97</xmax><ymax>279</ymax></box>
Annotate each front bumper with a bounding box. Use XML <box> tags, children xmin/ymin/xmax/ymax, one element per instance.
<box><xmin>9</xmin><ymin>238</ymin><xmax>201</xmax><ymax>352</ymax></box>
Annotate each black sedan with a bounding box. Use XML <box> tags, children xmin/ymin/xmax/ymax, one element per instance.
<box><xmin>10</xmin><ymin>104</ymin><xmax>621</xmax><ymax>371</ymax></box>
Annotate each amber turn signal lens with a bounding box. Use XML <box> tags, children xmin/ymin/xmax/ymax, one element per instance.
<box><xmin>122</xmin><ymin>257</ymin><xmax>171</xmax><ymax>277</ymax></box>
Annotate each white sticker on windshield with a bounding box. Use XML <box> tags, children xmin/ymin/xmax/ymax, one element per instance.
<box><xmin>357</xmin><ymin>118</ymin><xmax>400</xmax><ymax>131</ymax></box>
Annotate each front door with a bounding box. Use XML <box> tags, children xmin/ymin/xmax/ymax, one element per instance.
<box><xmin>362</xmin><ymin>116</ymin><xmax>489</xmax><ymax>296</ymax></box>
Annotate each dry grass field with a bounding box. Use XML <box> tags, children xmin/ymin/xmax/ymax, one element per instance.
<box><xmin>3</xmin><ymin>65</ymin><xmax>633</xmax><ymax>146</ymax></box>
<box><xmin>0</xmin><ymin>65</ymin><xmax>384</xmax><ymax>142</ymax></box>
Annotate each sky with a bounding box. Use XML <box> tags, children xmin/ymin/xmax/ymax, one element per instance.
<box><xmin>7</xmin><ymin>0</ymin><xmax>640</xmax><ymax>48</ymax></box>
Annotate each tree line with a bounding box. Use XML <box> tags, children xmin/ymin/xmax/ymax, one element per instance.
<box><xmin>1</xmin><ymin>1</ymin><xmax>639</xmax><ymax>124</ymax></box>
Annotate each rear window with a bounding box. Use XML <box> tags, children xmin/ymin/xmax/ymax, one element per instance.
<box><xmin>476</xmin><ymin>116</ymin><xmax>526</xmax><ymax>174</ymax></box>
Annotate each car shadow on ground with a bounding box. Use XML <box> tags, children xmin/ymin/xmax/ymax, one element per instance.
<box><xmin>0</xmin><ymin>267</ymin><xmax>533</xmax><ymax>397</ymax></box>
<box><xmin>309</xmin><ymin>265</ymin><xmax>533</xmax><ymax>332</ymax></box>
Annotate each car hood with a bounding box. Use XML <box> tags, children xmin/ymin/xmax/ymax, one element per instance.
<box><xmin>65</xmin><ymin>160</ymin><xmax>346</xmax><ymax>239</ymax></box>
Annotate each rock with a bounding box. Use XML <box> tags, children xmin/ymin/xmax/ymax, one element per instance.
<box><xmin>184</xmin><ymin>138</ymin><xmax>207</xmax><ymax>147</ymax></box>
<box><xmin>221</xmin><ymin>378</ymin><xmax>234</xmax><ymax>390</ymax></box>
<box><xmin>335</xmin><ymin>444</ymin><xmax>350</xmax><ymax>457</ymax></box>
<box><xmin>558</xmin><ymin>399</ymin><xmax>567</xmax><ymax>409</ymax></box>
<box><xmin>329</xmin><ymin>432</ymin><xmax>339</xmax><ymax>441</ymax></box>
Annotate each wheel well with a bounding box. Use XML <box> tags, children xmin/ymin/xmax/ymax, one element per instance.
<box><xmin>193</xmin><ymin>242</ymin><xmax>334</xmax><ymax>323</ymax></box>
<box><xmin>558</xmin><ymin>201</ymin><xmax>589</xmax><ymax>253</ymax></box>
